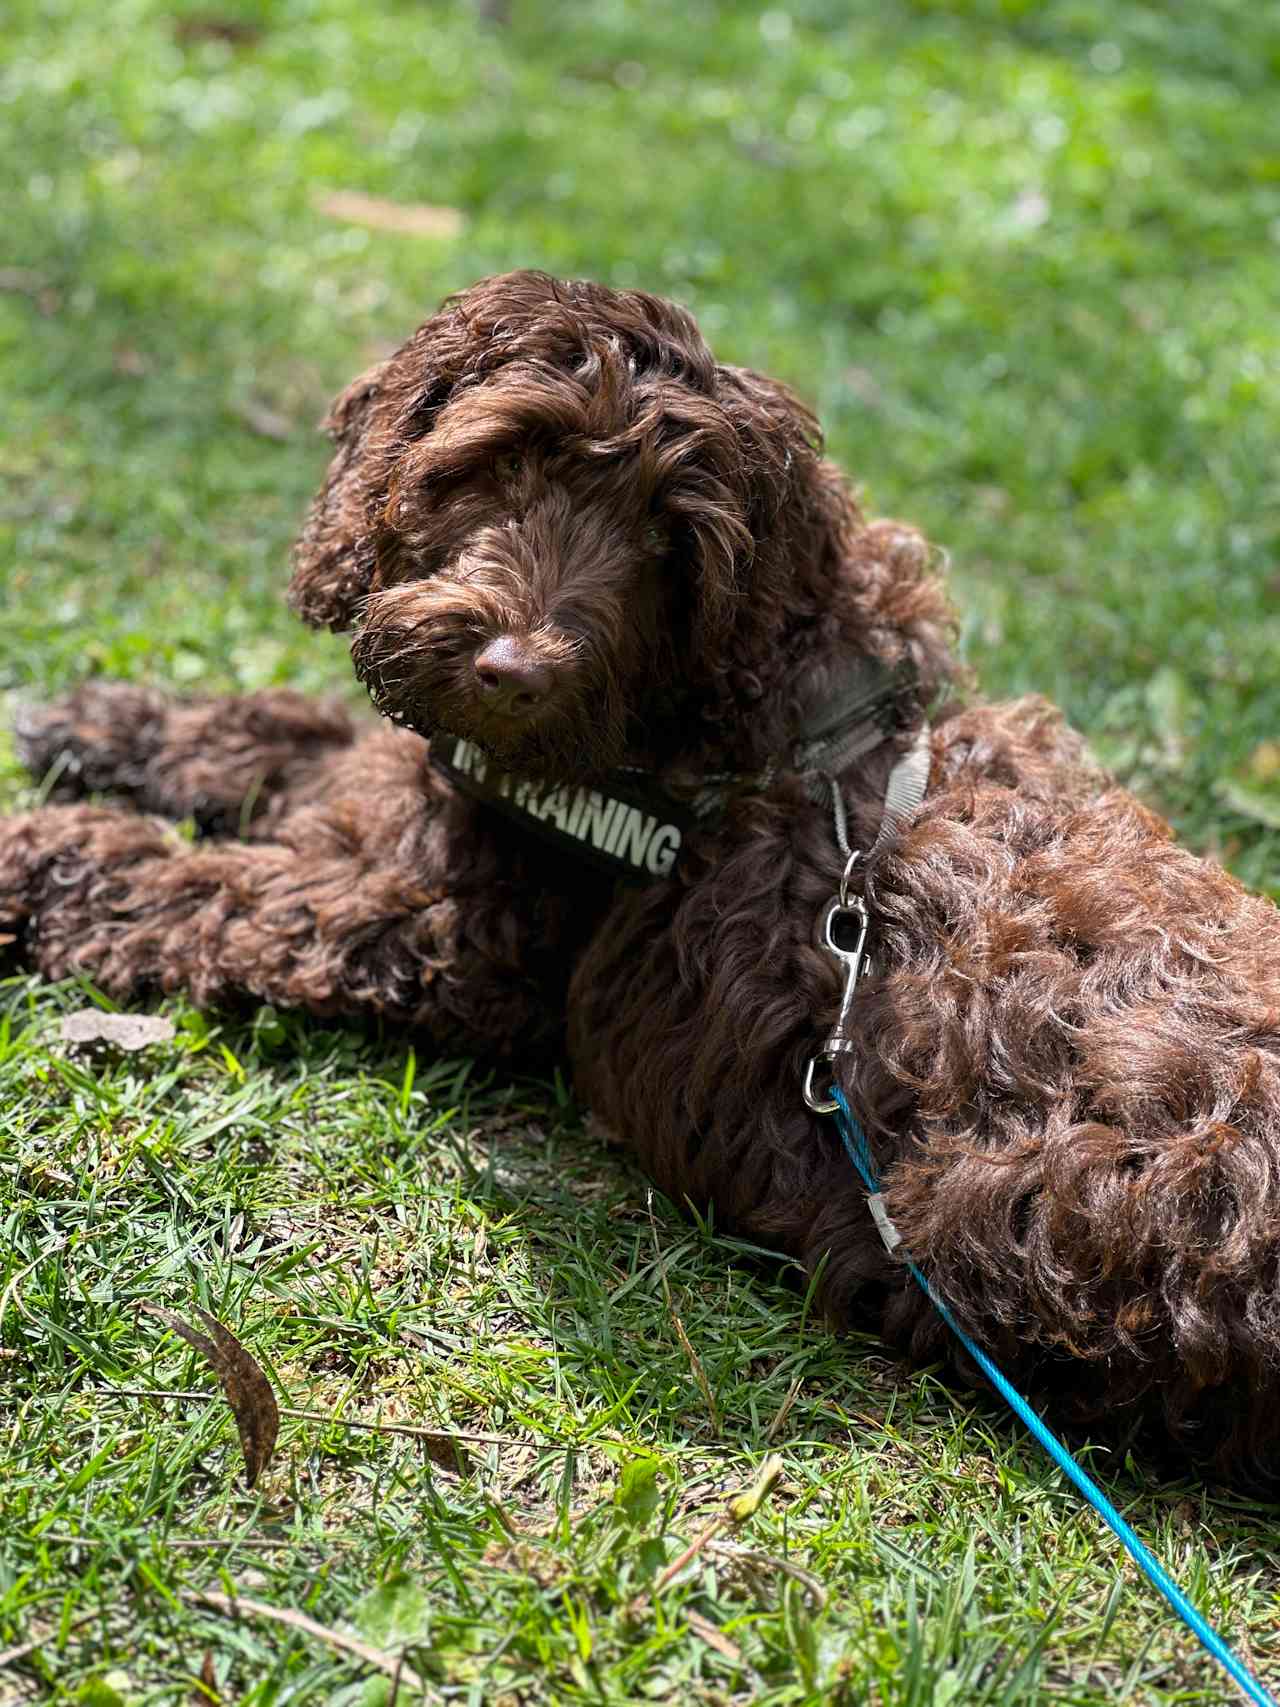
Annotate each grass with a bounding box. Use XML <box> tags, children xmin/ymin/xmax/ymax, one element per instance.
<box><xmin>2</xmin><ymin>0</ymin><xmax>1280</xmax><ymax>1700</ymax></box>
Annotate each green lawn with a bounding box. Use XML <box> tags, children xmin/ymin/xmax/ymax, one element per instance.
<box><xmin>2</xmin><ymin>1</ymin><xmax>1279</xmax><ymax>1701</ymax></box>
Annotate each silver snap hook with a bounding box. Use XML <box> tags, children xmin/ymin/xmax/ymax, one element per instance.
<box><xmin>839</xmin><ymin>848</ymin><xmax>862</xmax><ymax>910</ymax></box>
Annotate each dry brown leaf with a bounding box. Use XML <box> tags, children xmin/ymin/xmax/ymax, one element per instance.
<box><xmin>61</xmin><ymin>1011</ymin><xmax>176</xmax><ymax>1052</ymax></box>
<box><xmin>141</xmin><ymin>1305</ymin><xmax>279</xmax><ymax>1487</ymax></box>
<box><xmin>194</xmin><ymin>1646</ymin><xmax>220</xmax><ymax>1705</ymax></box>
<box><xmin>305</xmin><ymin>1398</ymin><xmax>467</xmax><ymax>1474</ymax></box>
<box><xmin>315</xmin><ymin>190</ymin><xmax>464</xmax><ymax>239</ymax></box>
<box><xmin>418</xmin><ymin>1432</ymin><xmax>469</xmax><ymax>1476</ymax></box>
<box><xmin>174</xmin><ymin>14</ymin><xmax>263</xmax><ymax>48</ymax></box>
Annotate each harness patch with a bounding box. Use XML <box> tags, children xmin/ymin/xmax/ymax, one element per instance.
<box><xmin>434</xmin><ymin>738</ymin><xmax>693</xmax><ymax>881</ymax></box>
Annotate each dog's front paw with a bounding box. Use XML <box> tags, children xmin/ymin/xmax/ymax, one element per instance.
<box><xmin>12</xmin><ymin>681</ymin><xmax>171</xmax><ymax>798</ymax></box>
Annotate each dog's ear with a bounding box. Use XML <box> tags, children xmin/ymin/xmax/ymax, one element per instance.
<box><xmin>714</xmin><ymin>362</ymin><xmax>825</xmax><ymax>537</ymax></box>
<box><xmin>709</xmin><ymin>363</ymin><xmax>958</xmax><ymax>713</ymax></box>
<box><xmin>686</xmin><ymin>363</ymin><xmax>829</xmax><ymax>630</ymax></box>
<box><xmin>288</xmin><ymin>290</ymin><xmax>485</xmax><ymax>632</ymax></box>
<box><xmin>287</xmin><ymin>278</ymin><xmax>541</xmax><ymax>631</ymax></box>
<box><xmin>287</xmin><ymin>360</ymin><xmax>396</xmax><ymax>631</ymax></box>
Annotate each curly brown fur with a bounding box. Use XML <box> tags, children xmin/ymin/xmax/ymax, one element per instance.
<box><xmin>14</xmin><ymin>683</ymin><xmax>357</xmax><ymax>834</ymax></box>
<box><xmin>6</xmin><ymin>270</ymin><xmax>1280</xmax><ymax>1484</ymax></box>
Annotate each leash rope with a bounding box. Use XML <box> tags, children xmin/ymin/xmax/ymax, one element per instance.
<box><xmin>829</xmin><ymin>1084</ymin><xmax>1277</xmax><ymax>1705</ymax></box>
<box><xmin>806</xmin><ymin>728</ymin><xmax>1274</xmax><ymax>1702</ymax></box>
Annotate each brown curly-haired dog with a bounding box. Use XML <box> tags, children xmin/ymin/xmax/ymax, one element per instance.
<box><xmin>6</xmin><ymin>271</ymin><xmax>1280</xmax><ymax>1482</ymax></box>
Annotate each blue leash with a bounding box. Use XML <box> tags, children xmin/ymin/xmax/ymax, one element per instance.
<box><xmin>832</xmin><ymin>1086</ymin><xmax>1277</xmax><ymax>1707</ymax></box>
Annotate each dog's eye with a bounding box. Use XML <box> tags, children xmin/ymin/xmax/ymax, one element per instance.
<box><xmin>642</xmin><ymin>522</ymin><xmax>668</xmax><ymax>553</ymax></box>
<box><xmin>494</xmin><ymin>452</ymin><xmax>522</xmax><ymax>482</ymax></box>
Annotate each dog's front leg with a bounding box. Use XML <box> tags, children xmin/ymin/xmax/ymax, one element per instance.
<box><xmin>0</xmin><ymin>762</ymin><xmax>574</xmax><ymax>1060</ymax></box>
<box><xmin>14</xmin><ymin>682</ymin><xmax>358</xmax><ymax>834</ymax></box>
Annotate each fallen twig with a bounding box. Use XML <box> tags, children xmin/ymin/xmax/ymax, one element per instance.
<box><xmin>38</xmin><ymin>1532</ymin><xmax>291</xmax><ymax>1551</ymax></box>
<box><xmin>648</xmin><ymin>1513</ymin><xmax>727</xmax><ymax>1599</ymax></box>
<box><xmin>707</xmin><ymin>1540</ymin><xmax>827</xmax><ymax>1608</ymax></box>
<box><xmin>0</xmin><ymin>1613</ymin><xmax>97</xmax><ymax>1670</ymax></box>
<box><xmin>646</xmin><ymin>1190</ymin><xmax>720</xmax><ymax>1434</ymax></box>
<box><xmin>0</xmin><ymin>1258</ymin><xmax>39</xmax><ymax>1332</ymax></box>
<box><xmin>683</xmin><ymin>1608</ymin><xmax>744</xmax><ymax>1665</ymax></box>
<box><xmin>765</xmin><ymin>1374</ymin><xmax>804</xmax><ymax>1443</ymax></box>
<box><xmin>187</xmin><ymin>1589</ymin><xmax>434</xmax><ymax>1698</ymax></box>
<box><xmin>101</xmin><ymin>1386</ymin><xmax>548</xmax><ymax>1451</ymax></box>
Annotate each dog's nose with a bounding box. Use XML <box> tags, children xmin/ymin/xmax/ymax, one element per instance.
<box><xmin>473</xmin><ymin>636</ymin><xmax>554</xmax><ymax>714</ymax></box>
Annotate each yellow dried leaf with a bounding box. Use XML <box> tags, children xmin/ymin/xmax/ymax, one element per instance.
<box><xmin>725</xmin><ymin>1453</ymin><xmax>784</xmax><ymax>1523</ymax></box>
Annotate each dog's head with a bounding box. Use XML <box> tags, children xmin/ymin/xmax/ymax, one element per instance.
<box><xmin>288</xmin><ymin>271</ymin><xmax>850</xmax><ymax>780</ymax></box>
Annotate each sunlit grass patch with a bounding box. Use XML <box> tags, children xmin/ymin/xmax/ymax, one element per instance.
<box><xmin>2</xmin><ymin>0</ymin><xmax>1279</xmax><ymax>1699</ymax></box>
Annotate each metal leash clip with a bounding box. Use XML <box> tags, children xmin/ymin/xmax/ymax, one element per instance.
<box><xmin>803</xmin><ymin>851</ymin><xmax>872</xmax><ymax>1114</ymax></box>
